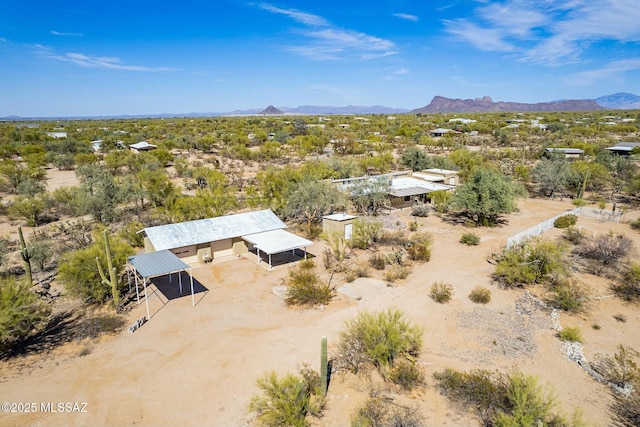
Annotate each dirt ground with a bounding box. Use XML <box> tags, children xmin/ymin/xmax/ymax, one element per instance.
<box><xmin>1</xmin><ymin>197</ymin><xmax>639</xmax><ymax>427</ymax></box>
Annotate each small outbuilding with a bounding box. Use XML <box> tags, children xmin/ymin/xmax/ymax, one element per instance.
<box><xmin>605</xmin><ymin>142</ymin><xmax>640</xmax><ymax>156</ymax></box>
<box><xmin>130</xmin><ymin>141</ymin><xmax>157</xmax><ymax>153</ymax></box>
<box><xmin>322</xmin><ymin>213</ymin><xmax>358</xmax><ymax>240</ymax></box>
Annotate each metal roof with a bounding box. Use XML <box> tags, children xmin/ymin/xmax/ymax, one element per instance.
<box><xmin>391</xmin><ymin>177</ymin><xmax>453</xmax><ymax>193</ymax></box>
<box><xmin>242</xmin><ymin>229</ymin><xmax>313</xmax><ymax>255</ymax></box>
<box><xmin>545</xmin><ymin>147</ymin><xmax>584</xmax><ymax>154</ymax></box>
<box><xmin>143</xmin><ymin>209</ymin><xmax>286</xmax><ymax>251</ymax></box>
<box><xmin>128</xmin><ymin>250</ymin><xmax>190</xmax><ymax>278</ymax></box>
<box><xmin>322</xmin><ymin>213</ymin><xmax>357</xmax><ymax>221</ymax></box>
<box><xmin>389</xmin><ymin>187</ymin><xmax>431</xmax><ymax>198</ymax></box>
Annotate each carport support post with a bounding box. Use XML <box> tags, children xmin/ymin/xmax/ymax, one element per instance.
<box><xmin>143</xmin><ymin>278</ymin><xmax>150</xmax><ymax>320</ymax></box>
<box><xmin>189</xmin><ymin>269</ymin><xmax>194</xmax><ymax>307</ymax></box>
<box><xmin>269</xmin><ymin>253</ymin><xmax>272</xmax><ymax>270</ymax></box>
<box><xmin>179</xmin><ymin>272</ymin><xmax>183</xmax><ymax>294</ymax></box>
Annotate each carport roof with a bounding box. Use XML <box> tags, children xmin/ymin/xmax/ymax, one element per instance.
<box><xmin>242</xmin><ymin>229</ymin><xmax>313</xmax><ymax>255</ymax></box>
<box><xmin>143</xmin><ymin>209</ymin><xmax>287</xmax><ymax>251</ymax></box>
<box><xmin>128</xmin><ymin>250</ymin><xmax>190</xmax><ymax>278</ymax></box>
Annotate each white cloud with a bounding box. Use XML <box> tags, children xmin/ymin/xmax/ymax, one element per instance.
<box><xmin>33</xmin><ymin>45</ymin><xmax>177</xmax><ymax>72</ymax></box>
<box><xmin>444</xmin><ymin>0</ymin><xmax>640</xmax><ymax>66</ymax></box>
<box><xmin>257</xmin><ymin>3</ymin><xmax>397</xmax><ymax>60</ymax></box>
<box><xmin>393</xmin><ymin>13</ymin><xmax>419</xmax><ymax>22</ymax></box>
<box><xmin>564</xmin><ymin>58</ymin><xmax>640</xmax><ymax>85</ymax></box>
<box><xmin>51</xmin><ymin>30</ymin><xmax>83</xmax><ymax>37</ymax></box>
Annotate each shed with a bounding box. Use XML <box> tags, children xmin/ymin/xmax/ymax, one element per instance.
<box><xmin>130</xmin><ymin>141</ymin><xmax>157</xmax><ymax>153</ymax></box>
<box><xmin>322</xmin><ymin>213</ymin><xmax>358</xmax><ymax>240</ymax></box>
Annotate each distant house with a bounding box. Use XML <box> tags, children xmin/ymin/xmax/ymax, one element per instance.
<box><xmin>544</xmin><ymin>147</ymin><xmax>584</xmax><ymax>160</ymax></box>
<box><xmin>140</xmin><ymin>209</ymin><xmax>312</xmax><ymax>269</ymax></box>
<box><xmin>429</xmin><ymin>128</ymin><xmax>457</xmax><ymax>137</ymax></box>
<box><xmin>129</xmin><ymin>141</ymin><xmax>157</xmax><ymax>153</ymax></box>
<box><xmin>448</xmin><ymin>118</ymin><xmax>476</xmax><ymax>124</ymax></box>
<box><xmin>46</xmin><ymin>131</ymin><xmax>67</xmax><ymax>139</ymax></box>
<box><xmin>605</xmin><ymin>142</ymin><xmax>640</xmax><ymax>156</ymax></box>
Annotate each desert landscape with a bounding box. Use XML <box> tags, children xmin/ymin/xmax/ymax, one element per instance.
<box><xmin>1</xmin><ymin>195</ymin><xmax>638</xmax><ymax>426</ymax></box>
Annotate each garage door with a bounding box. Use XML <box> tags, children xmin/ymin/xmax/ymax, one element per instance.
<box><xmin>211</xmin><ymin>239</ymin><xmax>233</xmax><ymax>259</ymax></box>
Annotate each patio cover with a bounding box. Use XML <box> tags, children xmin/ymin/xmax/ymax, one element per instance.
<box><xmin>128</xmin><ymin>250</ymin><xmax>194</xmax><ymax>319</ymax></box>
<box><xmin>242</xmin><ymin>229</ymin><xmax>313</xmax><ymax>269</ymax></box>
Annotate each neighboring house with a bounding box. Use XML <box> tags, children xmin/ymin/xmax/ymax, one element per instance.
<box><xmin>448</xmin><ymin>118</ymin><xmax>476</xmax><ymax>124</ymax></box>
<box><xmin>91</xmin><ymin>140</ymin><xmax>102</xmax><ymax>152</ymax></box>
<box><xmin>605</xmin><ymin>142</ymin><xmax>640</xmax><ymax>156</ymax></box>
<box><xmin>333</xmin><ymin>169</ymin><xmax>458</xmax><ymax>210</ymax></box>
<box><xmin>140</xmin><ymin>209</ymin><xmax>312</xmax><ymax>269</ymax></box>
<box><xmin>46</xmin><ymin>131</ymin><xmax>67</xmax><ymax>138</ymax></box>
<box><xmin>544</xmin><ymin>147</ymin><xmax>584</xmax><ymax>160</ymax></box>
<box><xmin>429</xmin><ymin>128</ymin><xmax>457</xmax><ymax>137</ymax></box>
<box><xmin>130</xmin><ymin>141</ymin><xmax>157</xmax><ymax>153</ymax></box>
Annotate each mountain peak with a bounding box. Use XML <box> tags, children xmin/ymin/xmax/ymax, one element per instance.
<box><xmin>259</xmin><ymin>105</ymin><xmax>284</xmax><ymax>115</ymax></box>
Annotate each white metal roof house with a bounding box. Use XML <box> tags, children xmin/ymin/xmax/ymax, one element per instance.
<box><xmin>141</xmin><ymin>209</ymin><xmax>312</xmax><ymax>269</ymax></box>
<box><xmin>130</xmin><ymin>141</ymin><xmax>157</xmax><ymax>152</ymax></box>
<box><xmin>605</xmin><ymin>142</ymin><xmax>640</xmax><ymax>156</ymax></box>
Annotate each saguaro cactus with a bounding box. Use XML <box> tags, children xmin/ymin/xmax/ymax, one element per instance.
<box><xmin>18</xmin><ymin>226</ymin><xmax>34</xmax><ymax>286</ymax></box>
<box><xmin>321</xmin><ymin>336</ymin><xmax>328</xmax><ymax>396</ymax></box>
<box><xmin>96</xmin><ymin>229</ymin><xmax>119</xmax><ymax>309</ymax></box>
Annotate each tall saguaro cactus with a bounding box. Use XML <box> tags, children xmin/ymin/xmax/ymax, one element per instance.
<box><xmin>18</xmin><ymin>226</ymin><xmax>34</xmax><ymax>286</ymax></box>
<box><xmin>96</xmin><ymin>229</ymin><xmax>119</xmax><ymax>309</ymax></box>
<box><xmin>321</xmin><ymin>336</ymin><xmax>328</xmax><ymax>396</ymax></box>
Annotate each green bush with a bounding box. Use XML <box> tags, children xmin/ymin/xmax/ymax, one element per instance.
<box><xmin>430</xmin><ymin>282</ymin><xmax>454</xmax><ymax>303</ymax></box>
<box><xmin>554</xmin><ymin>214</ymin><xmax>578</xmax><ymax>229</ymax></box>
<box><xmin>349</xmin><ymin>218</ymin><xmax>383</xmax><ymax>250</ymax></box>
<box><xmin>495</xmin><ymin>238</ymin><xmax>567</xmax><ymax>287</ymax></box>
<box><xmin>249</xmin><ymin>369</ymin><xmax>325</xmax><ymax>427</ymax></box>
<box><xmin>387</xmin><ymin>357</ymin><xmax>426</xmax><ymax>390</ymax></box>
<box><xmin>631</xmin><ymin>218</ymin><xmax>640</xmax><ymax>232</ymax></box>
<box><xmin>591</xmin><ymin>345</ymin><xmax>639</xmax><ymax>388</ymax></box>
<box><xmin>335</xmin><ymin>309</ymin><xmax>423</xmax><ymax>379</ymax></box>
<box><xmin>406</xmin><ymin>232</ymin><xmax>432</xmax><ymax>262</ymax></box>
<box><xmin>551</xmin><ymin>279</ymin><xmax>588</xmax><ymax>313</ymax></box>
<box><xmin>468</xmin><ymin>286</ymin><xmax>491</xmax><ymax>304</ymax></box>
<box><xmin>558</xmin><ymin>327</ymin><xmax>583</xmax><ymax>343</ymax></box>
<box><xmin>433</xmin><ymin>368</ymin><xmax>582</xmax><ymax>427</ymax></box>
<box><xmin>611</xmin><ymin>264</ymin><xmax>640</xmax><ymax>302</ymax></box>
<box><xmin>0</xmin><ymin>277</ymin><xmax>50</xmax><ymax>352</ymax></box>
<box><xmin>285</xmin><ymin>260</ymin><xmax>334</xmax><ymax>306</ymax></box>
<box><xmin>411</xmin><ymin>203</ymin><xmax>430</xmax><ymax>217</ymax></box>
<box><xmin>351</xmin><ymin>392</ymin><xmax>423</xmax><ymax>427</ymax></box>
<box><xmin>384</xmin><ymin>265</ymin><xmax>412</xmax><ymax>283</ymax></box>
<box><xmin>369</xmin><ymin>253</ymin><xmax>387</xmax><ymax>270</ymax></box>
<box><xmin>460</xmin><ymin>231</ymin><xmax>480</xmax><ymax>246</ymax></box>
<box><xmin>563</xmin><ymin>226</ymin><xmax>584</xmax><ymax>244</ymax></box>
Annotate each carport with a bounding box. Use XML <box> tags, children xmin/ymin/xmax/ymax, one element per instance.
<box><xmin>128</xmin><ymin>250</ymin><xmax>194</xmax><ymax>320</ymax></box>
<box><xmin>242</xmin><ymin>229</ymin><xmax>313</xmax><ymax>269</ymax></box>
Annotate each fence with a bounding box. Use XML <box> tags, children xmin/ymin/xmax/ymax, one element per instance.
<box><xmin>505</xmin><ymin>205</ymin><xmax>623</xmax><ymax>248</ymax></box>
<box><xmin>506</xmin><ymin>207</ymin><xmax>582</xmax><ymax>248</ymax></box>
<box><xmin>577</xmin><ymin>207</ymin><xmax>622</xmax><ymax>223</ymax></box>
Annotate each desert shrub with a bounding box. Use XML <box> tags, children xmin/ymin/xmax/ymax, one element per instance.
<box><xmin>611</xmin><ymin>264</ymin><xmax>640</xmax><ymax>302</ymax></box>
<box><xmin>0</xmin><ymin>277</ymin><xmax>51</xmax><ymax>352</ymax></box>
<box><xmin>335</xmin><ymin>309</ymin><xmax>423</xmax><ymax>379</ymax></box>
<box><xmin>558</xmin><ymin>327</ymin><xmax>583</xmax><ymax>343</ymax></box>
<box><xmin>575</xmin><ymin>233</ymin><xmax>633</xmax><ymax>268</ymax></box>
<box><xmin>406</xmin><ymin>232</ymin><xmax>432</xmax><ymax>262</ymax></box>
<box><xmin>563</xmin><ymin>226</ymin><xmax>584</xmax><ymax>244</ymax></box>
<box><xmin>249</xmin><ymin>368</ymin><xmax>325</xmax><ymax>427</ymax></box>
<box><xmin>591</xmin><ymin>345</ymin><xmax>639</xmax><ymax>388</ymax></box>
<box><xmin>349</xmin><ymin>218</ymin><xmax>383</xmax><ymax>250</ymax></box>
<box><xmin>388</xmin><ymin>357</ymin><xmax>426</xmax><ymax>390</ymax></box>
<box><xmin>369</xmin><ymin>253</ymin><xmax>387</xmax><ymax>270</ymax></box>
<box><xmin>460</xmin><ymin>231</ymin><xmax>480</xmax><ymax>246</ymax></box>
<box><xmin>379</xmin><ymin>230</ymin><xmax>410</xmax><ymax>247</ymax></box>
<box><xmin>631</xmin><ymin>218</ymin><xmax>640</xmax><ymax>231</ymax></box>
<box><xmin>495</xmin><ymin>238</ymin><xmax>567</xmax><ymax>287</ymax></box>
<box><xmin>550</xmin><ymin>279</ymin><xmax>588</xmax><ymax>313</ymax></box>
<box><xmin>433</xmin><ymin>368</ymin><xmax>581</xmax><ymax>427</ymax></box>
<box><xmin>469</xmin><ymin>286</ymin><xmax>491</xmax><ymax>304</ymax></box>
<box><xmin>408</xmin><ymin>220</ymin><xmax>418</xmax><ymax>232</ymax></box>
<box><xmin>554</xmin><ymin>214</ymin><xmax>578</xmax><ymax>229</ymax></box>
<box><xmin>351</xmin><ymin>392</ymin><xmax>423</xmax><ymax>427</ymax></box>
<box><xmin>384</xmin><ymin>264</ymin><xmax>412</xmax><ymax>283</ymax></box>
<box><xmin>610</xmin><ymin>387</ymin><xmax>640</xmax><ymax>427</ymax></box>
<box><xmin>411</xmin><ymin>203</ymin><xmax>430</xmax><ymax>217</ymax></box>
<box><xmin>430</xmin><ymin>282</ymin><xmax>454</xmax><ymax>303</ymax></box>
<box><xmin>285</xmin><ymin>260</ymin><xmax>334</xmax><ymax>306</ymax></box>
<box><xmin>614</xmin><ymin>314</ymin><xmax>628</xmax><ymax>323</ymax></box>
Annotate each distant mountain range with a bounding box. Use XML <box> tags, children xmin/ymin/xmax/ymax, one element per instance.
<box><xmin>2</xmin><ymin>93</ymin><xmax>638</xmax><ymax>120</ymax></box>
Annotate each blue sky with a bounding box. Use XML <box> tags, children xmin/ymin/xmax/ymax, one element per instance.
<box><xmin>1</xmin><ymin>0</ymin><xmax>639</xmax><ymax>117</ymax></box>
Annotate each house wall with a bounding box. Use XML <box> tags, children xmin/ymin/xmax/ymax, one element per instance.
<box><xmin>232</xmin><ymin>237</ymin><xmax>249</xmax><ymax>255</ymax></box>
<box><xmin>144</xmin><ymin>237</ymin><xmax>156</xmax><ymax>253</ymax></box>
<box><xmin>322</xmin><ymin>218</ymin><xmax>355</xmax><ymax>236</ymax></box>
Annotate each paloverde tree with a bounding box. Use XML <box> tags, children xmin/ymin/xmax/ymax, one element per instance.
<box><xmin>450</xmin><ymin>167</ymin><xmax>521</xmax><ymax>226</ymax></box>
<box><xmin>532</xmin><ymin>154</ymin><xmax>571</xmax><ymax>198</ymax></box>
<box><xmin>401</xmin><ymin>146</ymin><xmax>430</xmax><ymax>171</ymax></box>
<box><xmin>283</xmin><ymin>179</ymin><xmax>346</xmax><ymax>236</ymax></box>
<box><xmin>350</xmin><ymin>177</ymin><xmax>390</xmax><ymax>215</ymax></box>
